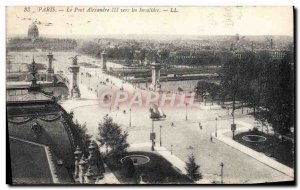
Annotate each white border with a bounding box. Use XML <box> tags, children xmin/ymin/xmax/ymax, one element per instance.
<box><xmin>1</xmin><ymin>0</ymin><xmax>297</xmax><ymax>190</ymax></box>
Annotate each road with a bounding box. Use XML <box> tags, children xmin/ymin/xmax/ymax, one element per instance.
<box><xmin>61</xmin><ymin>65</ymin><xmax>293</xmax><ymax>184</ymax></box>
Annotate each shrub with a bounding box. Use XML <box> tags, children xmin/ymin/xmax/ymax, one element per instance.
<box><xmin>122</xmin><ymin>158</ymin><xmax>135</xmax><ymax>178</ymax></box>
<box><xmin>252</xmin><ymin>127</ymin><xmax>259</xmax><ymax>133</ymax></box>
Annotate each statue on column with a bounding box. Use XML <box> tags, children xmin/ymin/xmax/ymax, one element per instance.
<box><xmin>78</xmin><ymin>155</ymin><xmax>88</xmax><ymax>183</ymax></box>
<box><xmin>74</xmin><ymin>146</ymin><xmax>82</xmax><ymax>178</ymax></box>
<box><xmin>87</xmin><ymin>141</ymin><xmax>105</xmax><ymax>178</ymax></box>
<box><xmin>69</xmin><ymin>55</ymin><xmax>80</xmax><ymax>99</ymax></box>
<box><xmin>71</xmin><ymin>55</ymin><xmax>78</xmax><ymax>65</ymax></box>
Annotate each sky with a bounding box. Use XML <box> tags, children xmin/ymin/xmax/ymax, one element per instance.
<box><xmin>6</xmin><ymin>6</ymin><xmax>294</xmax><ymax>37</ymax></box>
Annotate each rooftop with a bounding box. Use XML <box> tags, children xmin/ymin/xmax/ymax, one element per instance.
<box><xmin>9</xmin><ymin>136</ymin><xmax>72</xmax><ymax>184</ymax></box>
<box><xmin>6</xmin><ymin>89</ymin><xmax>54</xmax><ymax>103</ymax></box>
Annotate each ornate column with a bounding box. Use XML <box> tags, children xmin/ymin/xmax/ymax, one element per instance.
<box><xmin>69</xmin><ymin>55</ymin><xmax>80</xmax><ymax>98</ymax></box>
<box><xmin>101</xmin><ymin>51</ymin><xmax>107</xmax><ymax>72</ymax></box>
<box><xmin>150</xmin><ymin>62</ymin><xmax>163</xmax><ymax>91</ymax></box>
<box><xmin>78</xmin><ymin>155</ymin><xmax>88</xmax><ymax>184</ymax></box>
<box><xmin>74</xmin><ymin>146</ymin><xmax>82</xmax><ymax>178</ymax></box>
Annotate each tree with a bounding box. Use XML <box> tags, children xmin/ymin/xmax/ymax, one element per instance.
<box><xmin>159</xmin><ymin>49</ymin><xmax>170</xmax><ymax>67</ymax></box>
<box><xmin>66</xmin><ymin>111</ymin><xmax>92</xmax><ymax>155</ymax></box>
<box><xmin>146</xmin><ymin>50</ymin><xmax>158</xmax><ymax>63</ymax></box>
<box><xmin>185</xmin><ymin>154</ymin><xmax>202</xmax><ymax>182</ymax></box>
<box><xmin>124</xmin><ymin>47</ymin><xmax>134</xmax><ymax>65</ymax></box>
<box><xmin>220</xmin><ymin>51</ymin><xmax>294</xmax><ymax>136</ymax></box>
<box><xmin>262</xmin><ymin>53</ymin><xmax>294</xmax><ymax>135</ymax></box>
<box><xmin>97</xmin><ymin>116</ymin><xmax>129</xmax><ymax>159</ymax></box>
<box><xmin>196</xmin><ymin>81</ymin><xmax>220</xmax><ymax>105</ymax></box>
<box><xmin>74</xmin><ymin>120</ymin><xmax>92</xmax><ymax>155</ymax></box>
<box><xmin>209</xmin><ymin>83</ymin><xmax>219</xmax><ymax>105</ymax></box>
<box><xmin>139</xmin><ymin>49</ymin><xmax>146</xmax><ymax>64</ymax></box>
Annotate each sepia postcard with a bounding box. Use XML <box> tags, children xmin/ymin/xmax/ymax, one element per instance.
<box><xmin>6</xmin><ymin>6</ymin><xmax>295</xmax><ymax>185</ymax></box>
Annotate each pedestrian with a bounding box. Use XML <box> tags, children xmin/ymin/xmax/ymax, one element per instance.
<box><xmin>210</xmin><ymin>136</ymin><xmax>213</xmax><ymax>142</ymax></box>
<box><xmin>171</xmin><ymin>122</ymin><xmax>174</xmax><ymax>127</ymax></box>
<box><xmin>199</xmin><ymin>122</ymin><xmax>202</xmax><ymax>130</ymax></box>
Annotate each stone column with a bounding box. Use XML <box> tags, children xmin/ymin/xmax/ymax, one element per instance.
<box><xmin>47</xmin><ymin>52</ymin><xmax>54</xmax><ymax>74</ymax></box>
<box><xmin>101</xmin><ymin>51</ymin><xmax>107</xmax><ymax>72</ymax></box>
<box><xmin>151</xmin><ymin>62</ymin><xmax>162</xmax><ymax>91</ymax></box>
<box><xmin>74</xmin><ymin>146</ymin><xmax>82</xmax><ymax>178</ymax></box>
<box><xmin>78</xmin><ymin>155</ymin><xmax>88</xmax><ymax>184</ymax></box>
<box><xmin>69</xmin><ymin>56</ymin><xmax>80</xmax><ymax>98</ymax></box>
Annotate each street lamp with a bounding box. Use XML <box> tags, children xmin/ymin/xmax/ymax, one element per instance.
<box><xmin>151</xmin><ymin>119</ymin><xmax>155</xmax><ymax>151</ymax></box>
<box><xmin>231</xmin><ymin>98</ymin><xmax>236</xmax><ymax>140</ymax></box>
<box><xmin>88</xmin><ymin>74</ymin><xmax>91</xmax><ymax>90</ymax></box>
<box><xmin>160</xmin><ymin>125</ymin><xmax>162</xmax><ymax>147</ymax></box>
<box><xmin>220</xmin><ymin>162</ymin><xmax>224</xmax><ymax>184</ymax></box>
<box><xmin>97</xmin><ymin>85</ymin><xmax>99</xmax><ymax>97</ymax></box>
<box><xmin>215</xmin><ymin>117</ymin><xmax>218</xmax><ymax>137</ymax></box>
<box><xmin>185</xmin><ymin>102</ymin><xmax>188</xmax><ymax>121</ymax></box>
<box><xmin>129</xmin><ymin>108</ymin><xmax>131</xmax><ymax>128</ymax></box>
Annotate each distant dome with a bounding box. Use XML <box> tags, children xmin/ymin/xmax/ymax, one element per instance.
<box><xmin>28</xmin><ymin>23</ymin><xmax>39</xmax><ymax>40</ymax></box>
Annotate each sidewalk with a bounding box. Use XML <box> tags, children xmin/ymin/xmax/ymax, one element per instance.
<box><xmin>196</xmin><ymin>103</ymin><xmax>222</xmax><ymax>110</ymax></box>
<box><xmin>96</xmin><ymin>164</ymin><xmax>120</xmax><ymax>184</ymax></box>
<box><xmin>61</xmin><ymin>82</ymin><xmax>99</xmax><ymax>112</ymax></box>
<box><xmin>213</xmin><ymin>120</ymin><xmax>294</xmax><ymax>179</ymax></box>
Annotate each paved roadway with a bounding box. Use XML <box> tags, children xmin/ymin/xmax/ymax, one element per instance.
<box><xmin>61</xmin><ymin>66</ymin><xmax>293</xmax><ymax>184</ymax></box>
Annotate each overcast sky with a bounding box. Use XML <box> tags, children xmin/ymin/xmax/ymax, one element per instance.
<box><xmin>6</xmin><ymin>6</ymin><xmax>293</xmax><ymax>37</ymax></box>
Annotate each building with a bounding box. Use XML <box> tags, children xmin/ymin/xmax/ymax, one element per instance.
<box><xmin>7</xmin><ymin>58</ymin><xmax>76</xmax><ymax>184</ymax></box>
<box><xmin>28</xmin><ymin>22</ymin><xmax>39</xmax><ymax>40</ymax></box>
<box><xmin>7</xmin><ymin>58</ymin><xmax>105</xmax><ymax>184</ymax></box>
<box><xmin>6</xmin><ymin>53</ymin><xmax>70</xmax><ymax>100</ymax></box>
<box><xmin>234</xmin><ymin>50</ymin><xmax>291</xmax><ymax>60</ymax></box>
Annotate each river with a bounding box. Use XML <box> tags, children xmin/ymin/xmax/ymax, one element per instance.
<box><xmin>7</xmin><ymin>51</ymin><xmax>199</xmax><ymax>92</ymax></box>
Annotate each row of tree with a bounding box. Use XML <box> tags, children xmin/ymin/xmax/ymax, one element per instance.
<box><xmin>76</xmin><ymin>40</ymin><xmax>235</xmax><ymax>67</ymax></box>
<box><xmin>220</xmin><ymin>51</ymin><xmax>294</xmax><ymax>135</ymax></box>
<box><xmin>195</xmin><ymin>81</ymin><xmax>220</xmax><ymax>105</ymax></box>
